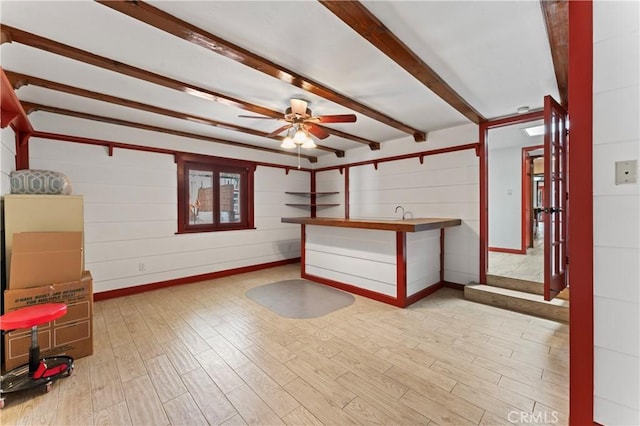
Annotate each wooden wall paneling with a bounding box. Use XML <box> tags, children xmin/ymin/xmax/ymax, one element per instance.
<box><xmin>314</xmin><ymin>169</ymin><xmax>345</xmax><ymax>219</ymax></box>
<box><xmin>344</xmin><ymin>149</ymin><xmax>479</xmax><ymax>286</ymax></box>
<box><xmin>28</xmin><ymin>138</ymin><xmax>310</xmax><ymax>295</ymax></box>
<box><xmin>405</xmin><ymin>230</ymin><xmax>440</xmax><ymax>297</ymax></box>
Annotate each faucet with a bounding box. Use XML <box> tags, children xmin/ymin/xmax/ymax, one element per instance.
<box><xmin>395</xmin><ymin>205</ymin><xmax>405</xmax><ymax>220</ymax></box>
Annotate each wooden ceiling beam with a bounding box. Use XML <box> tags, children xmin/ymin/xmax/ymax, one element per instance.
<box><xmin>0</xmin><ymin>26</ymin><xmax>360</xmax><ymax>152</ymax></box>
<box><xmin>5</xmin><ymin>70</ymin><xmax>343</xmax><ymax>157</ymax></box>
<box><xmin>96</xmin><ymin>0</ymin><xmax>425</xmax><ymax>142</ymax></box>
<box><xmin>540</xmin><ymin>0</ymin><xmax>568</xmax><ymax>105</ymax></box>
<box><xmin>1</xmin><ymin>67</ymin><xmax>33</xmax><ymax>133</ymax></box>
<box><xmin>21</xmin><ymin>102</ymin><xmax>318</xmax><ymax>163</ymax></box>
<box><xmin>315</xmin><ymin>125</ymin><xmax>381</xmax><ymax>151</ymax></box>
<box><xmin>319</xmin><ymin>1</ymin><xmax>485</xmax><ymax>126</ymax></box>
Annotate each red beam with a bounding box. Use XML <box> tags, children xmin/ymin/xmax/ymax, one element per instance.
<box><xmin>0</xmin><ymin>67</ymin><xmax>33</xmax><ymax>133</ymax></box>
<box><xmin>31</xmin><ymin>131</ymin><xmax>313</xmax><ymax>173</ymax></box>
<box><xmin>396</xmin><ymin>231</ymin><xmax>407</xmax><ymax>307</ymax></box>
<box><xmin>314</xmin><ymin>142</ymin><xmax>479</xmax><ymax>172</ymax></box>
<box><xmin>568</xmin><ymin>0</ymin><xmax>594</xmax><ymax>423</ymax></box>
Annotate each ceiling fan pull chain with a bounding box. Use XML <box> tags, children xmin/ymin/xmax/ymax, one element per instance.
<box><xmin>297</xmin><ymin>145</ymin><xmax>301</xmax><ymax>169</ymax></box>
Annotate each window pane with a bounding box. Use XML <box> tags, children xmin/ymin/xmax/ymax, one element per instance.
<box><xmin>189</xmin><ymin>169</ymin><xmax>214</xmax><ymax>225</ymax></box>
<box><xmin>220</xmin><ymin>172</ymin><xmax>241</xmax><ymax>223</ymax></box>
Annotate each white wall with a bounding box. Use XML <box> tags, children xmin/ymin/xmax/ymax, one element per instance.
<box><xmin>488</xmin><ymin>146</ymin><xmax>522</xmax><ymax>250</ymax></box>
<box><xmin>593</xmin><ymin>1</ymin><xmax>640</xmax><ymax>424</ymax></box>
<box><xmin>24</xmin><ymin>114</ymin><xmax>310</xmax><ymax>294</ymax></box>
<box><xmin>314</xmin><ymin>169</ymin><xmax>345</xmax><ymax>218</ymax></box>
<box><xmin>316</xmin><ymin>123</ymin><xmax>479</xmax><ymax>285</ymax></box>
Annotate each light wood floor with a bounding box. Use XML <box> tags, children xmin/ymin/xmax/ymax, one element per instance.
<box><xmin>0</xmin><ymin>264</ymin><xmax>569</xmax><ymax>425</ymax></box>
<box><xmin>489</xmin><ymin>227</ymin><xmax>544</xmax><ymax>283</ymax></box>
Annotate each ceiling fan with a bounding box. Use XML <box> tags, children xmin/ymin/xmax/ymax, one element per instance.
<box><xmin>239</xmin><ymin>98</ymin><xmax>357</xmax><ymax>149</ymax></box>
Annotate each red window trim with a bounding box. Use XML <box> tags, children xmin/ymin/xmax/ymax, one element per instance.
<box><xmin>176</xmin><ymin>153</ymin><xmax>256</xmax><ymax>234</ymax></box>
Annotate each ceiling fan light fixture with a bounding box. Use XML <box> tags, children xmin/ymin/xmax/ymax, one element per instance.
<box><xmin>301</xmin><ymin>137</ymin><xmax>317</xmax><ymax>149</ymax></box>
<box><xmin>280</xmin><ymin>135</ymin><xmax>296</xmax><ymax>149</ymax></box>
<box><xmin>293</xmin><ymin>128</ymin><xmax>309</xmax><ymax>145</ymax></box>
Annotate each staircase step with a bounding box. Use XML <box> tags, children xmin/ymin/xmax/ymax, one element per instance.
<box><xmin>464</xmin><ymin>284</ymin><xmax>568</xmax><ymax>322</ymax></box>
<box><xmin>486</xmin><ymin>274</ymin><xmax>570</xmax><ymax>300</ymax></box>
<box><xmin>486</xmin><ymin>274</ymin><xmax>543</xmax><ymax>294</ymax></box>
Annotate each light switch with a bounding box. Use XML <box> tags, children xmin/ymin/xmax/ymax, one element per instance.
<box><xmin>615</xmin><ymin>160</ymin><xmax>637</xmax><ymax>185</ymax></box>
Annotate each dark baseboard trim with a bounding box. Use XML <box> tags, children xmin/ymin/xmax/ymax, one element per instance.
<box><xmin>443</xmin><ymin>281</ymin><xmax>465</xmax><ymax>291</ymax></box>
<box><xmin>93</xmin><ymin>257</ymin><xmax>301</xmax><ymax>301</ymax></box>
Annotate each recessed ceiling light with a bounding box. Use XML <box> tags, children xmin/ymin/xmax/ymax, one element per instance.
<box><xmin>517</xmin><ymin>106</ymin><xmax>530</xmax><ymax>114</ymax></box>
<box><xmin>524</xmin><ymin>124</ymin><xmax>545</xmax><ymax>136</ymax></box>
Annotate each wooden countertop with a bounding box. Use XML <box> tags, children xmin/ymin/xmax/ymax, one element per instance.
<box><xmin>281</xmin><ymin>217</ymin><xmax>462</xmax><ymax>232</ymax></box>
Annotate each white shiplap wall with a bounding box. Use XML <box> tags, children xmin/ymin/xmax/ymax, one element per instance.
<box><xmin>406</xmin><ymin>229</ymin><xmax>441</xmax><ymax>295</ymax></box>
<box><xmin>593</xmin><ymin>2</ymin><xmax>640</xmax><ymax>424</ymax></box>
<box><xmin>305</xmin><ymin>225</ymin><xmax>397</xmax><ymax>296</ymax></box>
<box><xmin>28</xmin><ymin>137</ymin><xmax>308</xmax><ymax>294</ymax></box>
<box><xmin>315</xmin><ymin>169</ymin><xmax>345</xmax><ymax>218</ymax></box>
<box><xmin>315</xmin><ymin>124</ymin><xmax>479</xmax><ymax>285</ymax></box>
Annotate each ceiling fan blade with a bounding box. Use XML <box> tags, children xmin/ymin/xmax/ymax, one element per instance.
<box><xmin>290</xmin><ymin>98</ymin><xmax>308</xmax><ymax>116</ymax></box>
<box><xmin>266</xmin><ymin>124</ymin><xmax>292</xmax><ymax>138</ymax></box>
<box><xmin>317</xmin><ymin>114</ymin><xmax>357</xmax><ymax>123</ymax></box>
<box><xmin>238</xmin><ymin>114</ymin><xmax>278</xmax><ymax>119</ymax></box>
<box><xmin>307</xmin><ymin>124</ymin><xmax>330</xmax><ymax>140</ymax></box>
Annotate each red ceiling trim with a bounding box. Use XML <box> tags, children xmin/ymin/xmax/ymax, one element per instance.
<box><xmin>0</xmin><ymin>67</ymin><xmax>33</xmax><ymax>134</ymax></box>
<box><xmin>314</xmin><ymin>142</ymin><xmax>478</xmax><ymax>172</ymax></box>
<box><xmin>24</xmin><ymin>102</ymin><xmax>320</xmax><ymax>163</ymax></box>
<box><xmin>96</xmin><ymin>0</ymin><xmax>425</xmax><ymax>141</ymax></box>
<box><xmin>5</xmin><ymin>71</ymin><xmax>342</xmax><ymax>157</ymax></box>
<box><xmin>30</xmin><ymin>131</ymin><xmax>313</xmax><ymax>173</ymax></box>
<box><xmin>319</xmin><ymin>0</ymin><xmax>485</xmax><ymax>125</ymax></box>
<box><xmin>540</xmin><ymin>0</ymin><xmax>569</xmax><ymax>105</ymax></box>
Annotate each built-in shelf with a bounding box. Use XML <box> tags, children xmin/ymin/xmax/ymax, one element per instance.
<box><xmin>285</xmin><ymin>203</ymin><xmax>340</xmax><ymax>207</ymax></box>
<box><xmin>285</xmin><ymin>192</ymin><xmax>339</xmax><ymax>195</ymax></box>
<box><xmin>285</xmin><ymin>191</ymin><xmax>340</xmax><ymax>209</ymax></box>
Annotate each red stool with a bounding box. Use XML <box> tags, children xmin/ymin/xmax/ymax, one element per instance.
<box><xmin>0</xmin><ymin>303</ymin><xmax>74</xmax><ymax>409</ymax></box>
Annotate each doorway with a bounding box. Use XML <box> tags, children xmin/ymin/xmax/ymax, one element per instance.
<box><xmin>487</xmin><ymin>118</ymin><xmax>545</xmax><ymax>283</ymax></box>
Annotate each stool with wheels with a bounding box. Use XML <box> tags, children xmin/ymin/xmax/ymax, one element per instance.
<box><xmin>0</xmin><ymin>303</ymin><xmax>74</xmax><ymax>409</ymax></box>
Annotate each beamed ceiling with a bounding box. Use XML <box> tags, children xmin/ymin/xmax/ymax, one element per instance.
<box><xmin>0</xmin><ymin>0</ymin><xmax>566</xmax><ymax>166</ymax></box>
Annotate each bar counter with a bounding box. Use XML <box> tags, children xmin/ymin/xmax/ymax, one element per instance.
<box><xmin>280</xmin><ymin>217</ymin><xmax>461</xmax><ymax>232</ymax></box>
<box><xmin>282</xmin><ymin>216</ymin><xmax>462</xmax><ymax>307</ymax></box>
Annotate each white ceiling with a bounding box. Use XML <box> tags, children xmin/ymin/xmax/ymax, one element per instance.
<box><xmin>0</xmin><ymin>0</ymin><xmax>559</xmax><ymax>164</ymax></box>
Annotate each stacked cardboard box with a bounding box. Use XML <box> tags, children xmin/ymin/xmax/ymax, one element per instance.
<box><xmin>2</xmin><ymin>195</ymin><xmax>92</xmax><ymax>372</ymax></box>
<box><xmin>4</xmin><ymin>271</ymin><xmax>93</xmax><ymax>371</ymax></box>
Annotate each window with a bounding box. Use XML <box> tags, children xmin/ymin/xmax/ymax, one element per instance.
<box><xmin>177</xmin><ymin>154</ymin><xmax>255</xmax><ymax>233</ymax></box>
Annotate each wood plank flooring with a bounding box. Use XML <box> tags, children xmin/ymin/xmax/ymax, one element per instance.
<box><xmin>0</xmin><ymin>264</ymin><xmax>569</xmax><ymax>425</ymax></box>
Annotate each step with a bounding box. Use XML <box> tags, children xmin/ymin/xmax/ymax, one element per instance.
<box><xmin>486</xmin><ymin>274</ymin><xmax>570</xmax><ymax>300</ymax></box>
<box><xmin>464</xmin><ymin>284</ymin><xmax>569</xmax><ymax>322</ymax></box>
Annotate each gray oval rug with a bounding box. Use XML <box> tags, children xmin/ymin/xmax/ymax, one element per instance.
<box><xmin>245</xmin><ymin>279</ymin><xmax>355</xmax><ymax>319</ymax></box>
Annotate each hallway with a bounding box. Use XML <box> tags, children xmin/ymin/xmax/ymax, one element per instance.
<box><xmin>488</xmin><ymin>226</ymin><xmax>544</xmax><ymax>283</ymax></box>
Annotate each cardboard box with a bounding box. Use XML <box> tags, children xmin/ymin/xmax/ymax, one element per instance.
<box><xmin>3</xmin><ymin>194</ymin><xmax>84</xmax><ymax>282</ymax></box>
<box><xmin>9</xmin><ymin>231</ymin><xmax>83</xmax><ymax>289</ymax></box>
<box><xmin>3</xmin><ymin>271</ymin><xmax>93</xmax><ymax>372</ymax></box>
